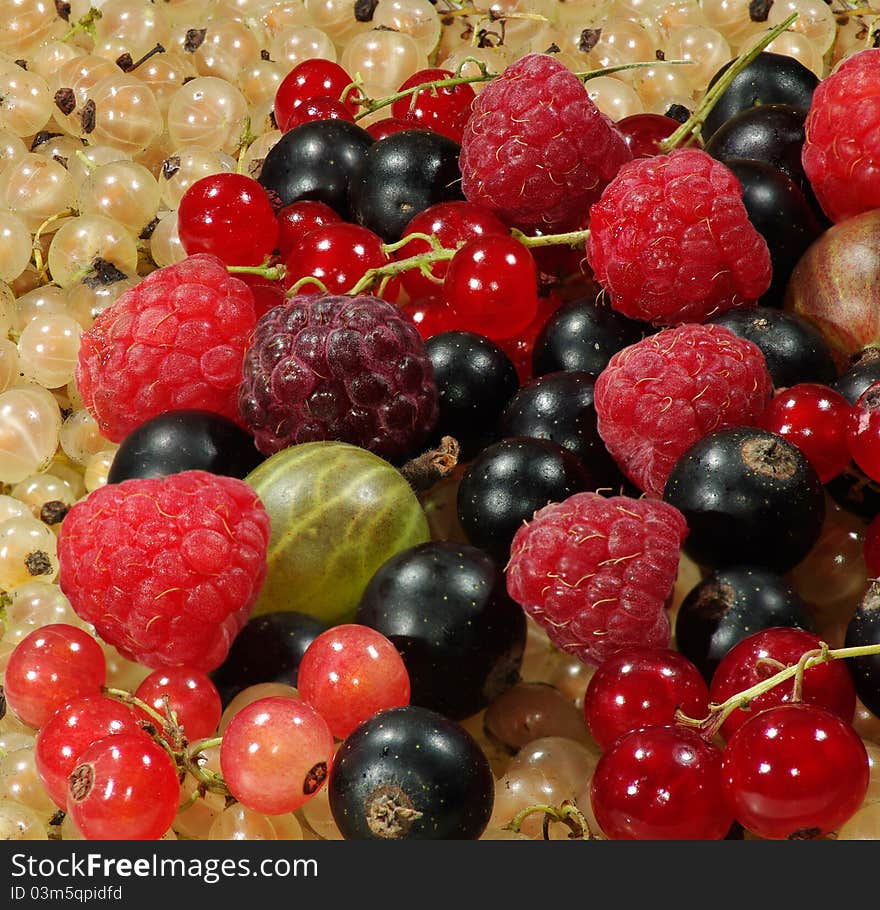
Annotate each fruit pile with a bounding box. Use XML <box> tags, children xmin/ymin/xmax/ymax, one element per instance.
<box><xmin>5</xmin><ymin>0</ymin><xmax>880</xmax><ymax>843</ymax></box>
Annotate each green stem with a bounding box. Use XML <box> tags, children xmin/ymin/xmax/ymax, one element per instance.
<box><xmin>676</xmin><ymin>641</ymin><xmax>880</xmax><ymax>739</ymax></box>
<box><xmin>227</xmin><ymin>263</ymin><xmax>284</xmax><ymax>281</ymax></box>
<box><xmin>659</xmin><ymin>11</ymin><xmax>800</xmax><ymax>152</ymax></box>
<box><xmin>353</xmin><ymin>60</ymin><xmax>695</xmax><ymax>121</ymax></box>
<box><xmin>506</xmin><ymin>800</ymin><xmax>593</xmax><ymax>840</ymax></box>
<box><xmin>61</xmin><ymin>6</ymin><xmax>102</xmax><ymax>42</ymax></box>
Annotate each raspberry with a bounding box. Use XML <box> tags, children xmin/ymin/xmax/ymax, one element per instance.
<box><xmin>505</xmin><ymin>492</ymin><xmax>688</xmax><ymax>665</ymax></box>
<box><xmin>459</xmin><ymin>53</ymin><xmax>632</xmax><ymax>233</ymax></box>
<box><xmin>586</xmin><ymin>148</ymin><xmax>772</xmax><ymax>325</ymax></box>
<box><xmin>238</xmin><ymin>294</ymin><xmax>439</xmax><ymax>461</ymax></box>
<box><xmin>594</xmin><ymin>323</ymin><xmax>773</xmax><ymax>497</ymax></box>
<box><xmin>76</xmin><ymin>253</ymin><xmax>257</xmax><ymax>443</ymax></box>
<box><xmin>57</xmin><ymin>470</ymin><xmax>271</xmax><ymax>672</ymax></box>
<box><xmin>802</xmin><ymin>49</ymin><xmax>880</xmax><ymax>223</ymax></box>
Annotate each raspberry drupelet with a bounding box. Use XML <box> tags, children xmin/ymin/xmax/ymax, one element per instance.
<box><xmin>459</xmin><ymin>53</ymin><xmax>632</xmax><ymax>233</ymax></box>
<box><xmin>57</xmin><ymin>470</ymin><xmax>271</xmax><ymax>672</ymax></box>
<box><xmin>593</xmin><ymin>322</ymin><xmax>774</xmax><ymax>498</ymax></box>
<box><xmin>505</xmin><ymin>492</ymin><xmax>688</xmax><ymax>665</ymax></box>
<box><xmin>75</xmin><ymin>253</ymin><xmax>257</xmax><ymax>443</ymax></box>
<box><xmin>238</xmin><ymin>293</ymin><xmax>438</xmax><ymax>462</ymax></box>
<box><xmin>801</xmin><ymin>48</ymin><xmax>880</xmax><ymax>224</ymax></box>
<box><xmin>586</xmin><ymin>148</ymin><xmax>772</xmax><ymax>325</ymax></box>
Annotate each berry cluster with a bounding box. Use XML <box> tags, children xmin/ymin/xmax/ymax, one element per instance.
<box><xmin>6</xmin><ymin>0</ymin><xmax>880</xmax><ymax>850</ymax></box>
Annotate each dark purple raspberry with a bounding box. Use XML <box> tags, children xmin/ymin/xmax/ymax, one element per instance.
<box><xmin>238</xmin><ymin>294</ymin><xmax>439</xmax><ymax>461</ymax></box>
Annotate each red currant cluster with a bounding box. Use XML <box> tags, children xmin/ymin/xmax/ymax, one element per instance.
<box><xmin>4</xmin><ymin>621</ymin><xmax>410</xmax><ymax>839</ymax></box>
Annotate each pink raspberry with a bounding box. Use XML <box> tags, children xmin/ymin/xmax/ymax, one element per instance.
<box><xmin>506</xmin><ymin>492</ymin><xmax>688</xmax><ymax>665</ymax></box>
<box><xmin>586</xmin><ymin>148</ymin><xmax>772</xmax><ymax>325</ymax></box>
<box><xmin>594</xmin><ymin>323</ymin><xmax>773</xmax><ymax>497</ymax></box>
<box><xmin>57</xmin><ymin>470</ymin><xmax>271</xmax><ymax>672</ymax></box>
<box><xmin>459</xmin><ymin>53</ymin><xmax>632</xmax><ymax>233</ymax></box>
<box><xmin>238</xmin><ymin>293</ymin><xmax>438</xmax><ymax>462</ymax></box>
<box><xmin>802</xmin><ymin>49</ymin><xmax>880</xmax><ymax>223</ymax></box>
<box><xmin>76</xmin><ymin>253</ymin><xmax>257</xmax><ymax>443</ymax></box>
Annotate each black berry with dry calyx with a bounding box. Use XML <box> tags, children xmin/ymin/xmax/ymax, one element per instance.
<box><xmin>328</xmin><ymin>705</ymin><xmax>494</xmax><ymax>839</ymax></box>
<box><xmin>662</xmin><ymin>426</ymin><xmax>825</xmax><ymax>573</ymax></box>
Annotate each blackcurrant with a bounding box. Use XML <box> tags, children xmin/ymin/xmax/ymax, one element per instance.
<box><xmin>708</xmin><ymin>305</ymin><xmax>837</xmax><ymax>389</ymax></box>
<box><xmin>348</xmin><ymin>129</ymin><xmax>465</xmax><ymax>242</ymax></box>
<box><xmin>258</xmin><ymin>119</ymin><xmax>374</xmax><ymax>219</ymax></box>
<box><xmin>328</xmin><ymin>705</ymin><xmax>494</xmax><ymax>840</ymax></box>
<box><xmin>457</xmin><ymin>437</ymin><xmax>595</xmax><ymax>564</ymax></box>
<box><xmin>209</xmin><ymin>611</ymin><xmax>329</xmax><ymax>706</ymax></box>
<box><xmin>356</xmin><ymin>542</ymin><xmax>526</xmax><ymax>720</ymax></box>
<box><xmin>721</xmin><ymin>160</ymin><xmax>824</xmax><ymax>308</ymax></box>
<box><xmin>675</xmin><ymin>566</ymin><xmax>814</xmax><ymax>683</ymax></box>
<box><xmin>499</xmin><ymin>370</ymin><xmax>625</xmax><ymax>489</ymax></box>
<box><xmin>662</xmin><ymin>427</ymin><xmax>825</xmax><ymax>573</ymax></box>
<box><xmin>702</xmin><ymin>52</ymin><xmax>819</xmax><ymax>142</ymax></box>
<box><xmin>106</xmin><ymin>410</ymin><xmax>264</xmax><ymax>484</ymax></box>
<box><xmin>532</xmin><ymin>296</ymin><xmax>649</xmax><ymax>377</ymax></box>
<box><xmin>844</xmin><ymin>581</ymin><xmax>880</xmax><ymax>718</ymax></box>
<box><xmin>833</xmin><ymin>352</ymin><xmax>880</xmax><ymax>405</ymax></box>
<box><xmin>425</xmin><ymin>331</ymin><xmax>519</xmax><ymax>460</ymax></box>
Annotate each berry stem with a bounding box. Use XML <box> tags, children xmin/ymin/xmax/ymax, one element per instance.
<box><xmin>226</xmin><ymin>263</ymin><xmax>285</xmax><ymax>281</ymax></box>
<box><xmin>61</xmin><ymin>6</ymin><xmax>102</xmax><ymax>42</ymax></box>
<box><xmin>506</xmin><ymin>799</ymin><xmax>595</xmax><ymax>840</ymax></box>
<box><xmin>351</xmin><ymin>60</ymin><xmax>695</xmax><ymax>121</ymax></box>
<box><xmin>31</xmin><ymin>208</ymin><xmax>76</xmax><ymax>280</ymax></box>
<box><xmin>675</xmin><ymin>640</ymin><xmax>880</xmax><ymax>739</ymax></box>
<box><xmin>659</xmin><ymin>11</ymin><xmax>800</xmax><ymax>152</ymax></box>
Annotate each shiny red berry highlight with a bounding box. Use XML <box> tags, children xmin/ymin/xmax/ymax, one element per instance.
<box><xmin>297</xmin><ymin>624</ymin><xmax>411</xmax><ymax>739</ymax></box>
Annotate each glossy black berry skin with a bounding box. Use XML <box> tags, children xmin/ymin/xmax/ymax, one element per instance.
<box><xmin>457</xmin><ymin>437</ymin><xmax>595</xmax><ymax>564</ymax></box>
<box><xmin>675</xmin><ymin>566</ymin><xmax>814</xmax><ymax>683</ymax></box>
<box><xmin>425</xmin><ymin>331</ymin><xmax>519</xmax><ymax>460</ymax></box>
<box><xmin>721</xmin><ymin>160</ymin><xmax>825</xmax><ymax>308</ymax></box>
<box><xmin>832</xmin><ymin>355</ymin><xmax>880</xmax><ymax>405</ymax></box>
<box><xmin>662</xmin><ymin>427</ymin><xmax>825</xmax><ymax>573</ymax></box>
<box><xmin>844</xmin><ymin>582</ymin><xmax>880</xmax><ymax>717</ymax></box>
<box><xmin>209</xmin><ymin>611</ymin><xmax>328</xmax><ymax>706</ymax></box>
<box><xmin>329</xmin><ymin>706</ymin><xmax>494</xmax><ymax>840</ymax></box>
<box><xmin>107</xmin><ymin>410</ymin><xmax>264</xmax><ymax>484</ymax></box>
<box><xmin>258</xmin><ymin>119</ymin><xmax>374</xmax><ymax>219</ymax></box>
<box><xmin>348</xmin><ymin>129</ymin><xmax>465</xmax><ymax>242</ymax></box>
<box><xmin>532</xmin><ymin>297</ymin><xmax>649</xmax><ymax>377</ymax></box>
<box><xmin>708</xmin><ymin>305</ymin><xmax>837</xmax><ymax>388</ymax></box>
<box><xmin>499</xmin><ymin>371</ymin><xmax>625</xmax><ymax>489</ymax></box>
<box><xmin>356</xmin><ymin>542</ymin><xmax>526</xmax><ymax>720</ymax></box>
<box><xmin>702</xmin><ymin>52</ymin><xmax>819</xmax><ymax>142</ymax></box>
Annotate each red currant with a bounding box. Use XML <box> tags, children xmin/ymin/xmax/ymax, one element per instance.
<box><xmin>583</xmin><ymin>647</ymin><xmax>710</xmax><ymax>750</ymax></box>
<box><xmin>297</xmin><ymin>624</ymin><xmax>410</xmax><ymax>739</ymax></box>
<box><xmin>709</xmin><ymin>627</ymin><xmax>857</xmax><ymax>741</ymax></box>
<box><xmin>758</xmin><ymin>383</ymin><xmax>852</xmax><ymax>483</ymax></box>
<box><xmin>219</xmin><ymin>696</ymin><xmax>335</xmax><ymax>814</ymax></box>
<box><xmin>281</xmin><ymin>96</ymin><xmax>355</xmax><ymax>132</ymax></box>
<box><xmin>391</xmin><ymin>68</ymin><xmax>476</xmax><ymax>143</ymax></box>
<box><xmin>274</xmin><ymin>59</ymin><xmax>361</xmax><ymax>132</ymax></box>
<box><xmin>67</xmin><ymin>733</ymin><xmax>180</xmax><ymax>840</ymax></box>
<box><xmin>284</xmin><ymin>222</ymin><xmax>398</xmax><ymax>301</ymax></box>
<box><xmin>720</xmin><ymin>703</ymin><xmax>869</xmax><ymax>839</ymax></box>
<box><xmin>34</xmin><ymin>694</ymin><xmax>142</xmax><ymax>810</ymax></box>
<box><xmin>239</xmin><ymin>273</ymin><xmax>286</xmax><ymax>320</ymax></box>
<box><xmin>4</xmin><ymin>624</ymin><xmax>107</xmax><ymax>729</ymax></box>
<box><xmin>401</xmin><ymin>294</ymin><xmax>455</xmax><ymax>340</ymax></box>
<box><xmin>442</xmin><ymin>234</ymin><xmax>538</xmax><ymax>341</ymax></box>
<box><xmin>590</xmin><ymin>724</ymin><xmax>733</xmax><ymax>840</ymax></box>
<box><xmin>135</xmin><ymin>667</ymin><xmax>223</xmax><ymax>742</ymax></box>
<box><xmin>367</xmin><ymin>117</ymin><xmax>413</xmax><ymax>141</ymax></box>
<box><xmin>178</xmin><ymin>173</ymin><xmax>279</xmax><ymax>267</ymax></box>
<box><xmin>616</xmin><ymin>113</ymin><xmax>691</xmax><ymax>158</ymax></box>
<box><xmin>848</xmin><ymin>380</ymin><xmax>880</xmax><ymax>483</ymax></box>
<box><xmin>276</xmin><ymin>199</ymin><xmax>342</xmax><ymax>259</ymax></box>
<box><xmin>397</xmin><ymin>200</ymin><xmax>508</xmax><ymax>300</ymax></box>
